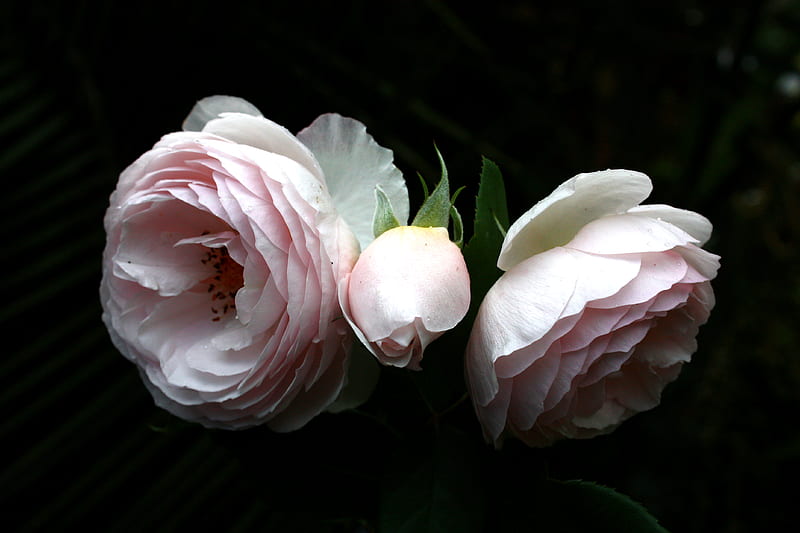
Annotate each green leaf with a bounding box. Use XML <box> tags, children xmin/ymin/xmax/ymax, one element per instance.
<box><xmin>463</xmin><ymin>157</ymin><xmax>509</xmax><ymax>311</ymax></box>
<box><xmin>499</xmin><ymin>479</ymin><xmax>670</xmax><ymax>533</ymax></box>
<box><xmin>379</xmin><ymin>426</ymin><xmax>485</xmax><ymax>533</ymax></box>
<box><xmin>411</xmin><ymin>146</ymin><xmax>451</xmax><ymax>228</ymax></box>
<box><xmin>551</xmin><ymin>480</ymin><xmax>670</xmax><ymax>533</ymax></box>
<box><xmin>372</xmin><ymin>185</ymin><xmax>401</xmax><ymax>238</ymax></box>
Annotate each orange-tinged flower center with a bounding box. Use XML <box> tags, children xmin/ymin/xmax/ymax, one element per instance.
<box><xmin>199</xmin><ymin>246</ymin><xmax>244</xmax><ymax>322</ymax></box>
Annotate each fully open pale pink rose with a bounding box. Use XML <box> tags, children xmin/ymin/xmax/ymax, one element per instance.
<box><xmin>342</xmin><ymin>226</ymin><xmax>470</xmax><ymax>370</ymax></box>
<box><xmin>466</xmin><ymin>169</ymin><xmax>719</xmax><ymax>447</ymax></box>
<box><xmin>101</xmin><ymin>96</ymin><xmax>408</xmax><ymax>430</ymax></box>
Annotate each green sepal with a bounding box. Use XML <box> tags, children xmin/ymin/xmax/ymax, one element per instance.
<box><xmin>450</xmin><ymin>205</ymin><xmax>464</xmax><ymax>248</ymax></box>
<box><xmin>372</xmin><ymin>185</ymin><xmax>401</xmax><ymax>238</ymax></box>
<box><xmin>449</xmin><ymin>186</ymin><xmax>465</xmax><ymax>248</ymax></box>
<box><xmin>417</xmin><ymin>172</ymin><xmax>429</xmax><ymax>200</ymax></box>
<box><xmin>411</xmin><ymin>146</ymin><xmax>450</xmax><ymax>228</ymax></box>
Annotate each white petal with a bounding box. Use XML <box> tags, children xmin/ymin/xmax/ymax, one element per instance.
<box><xmin>185</xmin><ymin>340</ymin><xmax>258</xmax><ymax>376</ymax></box>
<box><xmin>202</xmin><ymin>114</ymin><xmax>325</xmax><ymax>183</ymax></box>
<box><xmin>138</xmin><ymin>294</ymin><xmax>244</xmax><ymax>393</ymax></box>
<box><xmin>296</xmin><ymin>113</ymin><xmax>409</xmax><ymax>250</ymax></box>
<box><xmin>498</xmin><ymin>169</ymin><xmax>652</xmax><ymax>270</ymax></box>
<box><xmin>567</xmin><ymin>213</ymin><xmax>699</xmax><ymax>255</ymax></box>
<box><xmin>183</xmin><ymin>95</ymin><xmax>263</xmax><ymax>132</ymax></box>
<box><xmin>627</xmin><ymin>204</ymin><xmax>713</xmax><ymax>245</ymax></box>
<box><xmin>676</xmin><ymin>245</ymin><xmax>721</xmax><ymax>282</ymax></box>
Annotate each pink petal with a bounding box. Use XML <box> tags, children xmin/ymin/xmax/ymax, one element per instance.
<box><xmin>113</xmin><ymin>200</ymin><xmax>228</xmax><ymax>296</ymax></box>
<box><xmin>351</xmin><ymin>227</ymin><xmax>468</xmax><ymax>337</ymax></box>
<box><xmin>475</xmin><ymin>377</ymin><xmax>513</xmax><ymax>444</ymax></box>
<box><xmin>589</xmin><ymin>251</ymin><xmax>688</xmax><ymax>309</ymax></box>
<box><xmin>508</xmin><ymin>344</ymin><xmax>562</xmax><ymax>431</ymax></box>
<box><xmin>559</xmin><ymin>306</ymin><xmax>631</xmax><ymax>353</ymax></box>
<box><xmin>606</xmin><ymin>359</ymin><xmax>676</xmax><ymax>412</ymax></box>
<box><xmin>572</xmin><ymin>398</ymin><xmax>628</xmax><ymax>431</ymax></box>
<box><xmin>201</xmin><ymin>113</ymin><xmax>325</xmax><ymax>184</ymax></box>
<box><xmin>494</xmin><ymin>311</ymin><xmax>583</xmax><ymax>379</ymax></box>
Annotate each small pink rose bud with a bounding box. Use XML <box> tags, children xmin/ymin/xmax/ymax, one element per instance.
<box><xmin>343</xmin><ymin>225</ymin><xmax>470</xmax><ymax>370</ymax></box>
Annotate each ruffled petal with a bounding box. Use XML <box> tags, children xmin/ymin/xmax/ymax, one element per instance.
<box><xmin>183</xmin><ymin>95</ymin><xmax>263</xmax><ymax>132</ymax></box>
<box><xmin>202</xmin><ymin>113</ymin><xmax>325</xmax><ymax>183</ymax></box>
<box><xmin>113</xmin><ymin>200</ymin><xmax>228</xmax><ymax>296</ymax></box>
<box><xmin>498</xmin><ymin>169</ymin><xmax>652</xmax><ymax>270</ymax></box>
<box><xmin>297</xmin><ymin>113</ymin><xmax>409</xmax><ymax>250</ymax></box>
<box><xmin>627</xmin><ymin>204</ymin><xmax>713</xmax><ymax>245</ymax></box>
<box><xmin>567</xmin><ymin>213</ymin><xmax>699</xmax><ymax>255</ymax></box>
<box><xmin>466</xmin><ymin>247</ymin><xmax>577</xmax><ymax>406</ymax></box>
<box><xmin>588</xmin><ymin>251</ymin><xmax>688</xmax><ymax>309</ymax></box>
<box><xmin>507</xmin><ymin>343</ymin><xmax>562</xmax><ymax>431</ymax></box>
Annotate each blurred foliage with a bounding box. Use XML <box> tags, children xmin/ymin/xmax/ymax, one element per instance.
<box><xmin>2</xmin><ymin>0</ymin><xmax>799</xmax><ymax>531</ymax></box>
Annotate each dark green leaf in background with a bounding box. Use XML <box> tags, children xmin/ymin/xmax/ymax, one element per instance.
<box><xmin>463</xmin><ymin>157</ymin><xmax>509</xmax><ymax>316</ymax></box>
<box><xmin>531</xmin><ymin>480</ymin><xmax>671</xmax><ymax>533</ymax></box>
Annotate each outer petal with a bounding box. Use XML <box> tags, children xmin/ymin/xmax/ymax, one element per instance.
<box><xmin>183</xmin><ymin>95</ymin><xmax>263</xmax><ymax>131</ymax></box>
<box><xmin>467</xmin><ymin>248</ymin><xmax>576</xmax><ymax>407</ymax></box>
<box><xmin>498</xmin><ymin>169</ymin><xmax>652</xmax><ymax>270</ymax></box>
<box><xmin>296</xmin><ymin>113</ymin><xmax>409</xmax><ymax>250</ymax></box>
<box><xmin>202</xmin><ymin>113</ymin><xmax>325</xmax><ymax>183</ymax></box>
<box><xmin>626</xmin><ymin>204</ymin><xmax>713</xmax><ymax>245</ymax></box>
<box><xmin>566</xmin><ymin>213</ymin><xmax>699</xmax><ymax>255</ymax></box>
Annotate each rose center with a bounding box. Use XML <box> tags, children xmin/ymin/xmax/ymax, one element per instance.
<box><xmin>199</xmin><ymin>246</ymin><xmax>244</xmax><ymax>322</ymax></box>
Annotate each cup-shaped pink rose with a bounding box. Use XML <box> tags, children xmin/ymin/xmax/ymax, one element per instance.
<box><xmin>466</xmin><ymin>169</ymin><xmax>720</xmax><ymax>447</ymax></box>
<box><xmin>342</xmin><ymin>226</ymin><xmax>470</xmax><ymax>370</ymax></box>
<box><xmin>101</xmin><ymin>96</ymin><xmax>408</xmax><ymax>430</ymax></box>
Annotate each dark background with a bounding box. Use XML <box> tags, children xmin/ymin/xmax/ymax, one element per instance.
<box><xmin>2</xmin><ymin>1</ymin><xmax>798</xmax><ymax>531</ymax></box>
